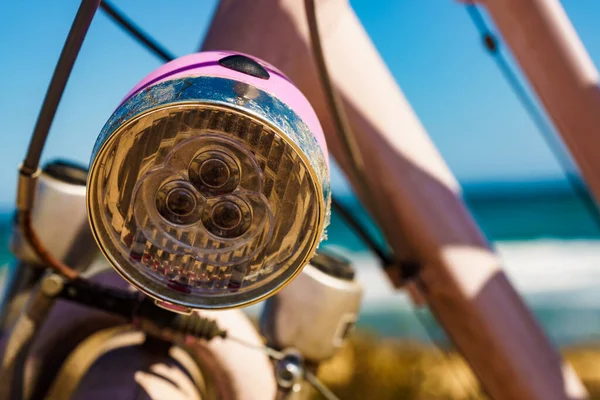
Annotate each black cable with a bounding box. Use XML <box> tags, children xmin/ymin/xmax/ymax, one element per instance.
<box><xmin>331</xmin><ymin>196</ymin><xmax>393</xmax><ymax>265</ymax></box>
<box><xmin>303</xmin><ymin>0</ymin><xmax>401</xmax><ymax>270</ymax></box>
<box><xmin>465</xmin><ymin>4</ymin><xmax>600</xmax><ymax>230</ymax></box>
<box><xmin>100</xmin><ymin>0</ymin><xmax>395</xmax><ymax>267</ymax></box>
<box><xmin>411</xmin><ymin>294</ymin><xmax>480</xmax><ymax>400</ymax></box>
<box><xmin>22</xmin><ymin>0</ymin><xmax>101</xmax><ymax>175</ymax></box>
<box><xmin>100</xmin><ymin>0</ymin><xmax>176</xmax><ymax>63</ymax></box>
<box><xmin>304</xmin><ymin>0</ymin><xmax>368</xmax><ymax>192</ymax></box>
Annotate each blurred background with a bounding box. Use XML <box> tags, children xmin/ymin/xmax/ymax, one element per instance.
<box><xmin>3</xmin><ymin>1</ymin><xmax>600</xmax><ymax>398</ymax></box>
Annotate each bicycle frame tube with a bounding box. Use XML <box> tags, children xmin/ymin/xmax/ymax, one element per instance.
<box><xmin>201</xmin><ymin>0</ymin><xmax>587</xmax><ymax>398</ymax></box>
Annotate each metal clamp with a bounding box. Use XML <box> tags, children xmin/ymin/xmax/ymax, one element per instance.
<box><xmin>16</xmin><ymin>165</ymin><xmax>42</xmax><ymax>212</ymax></box>
<box><xmin>275</xmin><ymin>349</ymin><xmax>305</xmax><ymax>400</ymax></box>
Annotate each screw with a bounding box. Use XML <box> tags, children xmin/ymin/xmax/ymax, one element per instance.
<box><xmin>275</xmin><ymin>349</ymin><xmax>304</xmax><ymax>391</ymax></box>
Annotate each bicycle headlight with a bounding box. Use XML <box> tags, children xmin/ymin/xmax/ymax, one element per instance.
<box><xmin>87</xmin><ymin>52</ymin><xmax>330</xmax><ymax>310</ymax></box>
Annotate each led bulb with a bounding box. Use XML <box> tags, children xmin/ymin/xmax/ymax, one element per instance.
<box><xmin>87</xmin><ymin>52</ymin><xmax>330</xmax><ymax>310</ymax></box>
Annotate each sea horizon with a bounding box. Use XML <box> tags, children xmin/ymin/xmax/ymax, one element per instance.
<box><xmin>1</xmin><ymin>179</ymin><xmax>600</xmax><ymax>346</ymax></box>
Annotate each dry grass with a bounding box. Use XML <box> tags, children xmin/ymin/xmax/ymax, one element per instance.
<box><xmin>310</xmin><ymin>334</ymin><xmax>600</xmax><ymax>399</ymax></box>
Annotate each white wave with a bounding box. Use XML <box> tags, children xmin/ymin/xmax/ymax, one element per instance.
<box><xmin>324</xmin><ymin>240</ymin><xmax>600</xmax><ymax>311</ymax></box>
<box><xmin>496</xmin><ymin>240</ymin><xmax>600</xmax><ymax>292</ymax></box>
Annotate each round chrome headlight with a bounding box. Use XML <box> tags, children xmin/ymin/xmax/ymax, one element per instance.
<box><xmin>87</xmin><ymin>51</ymin><xmax>330</xmax><ymax>310</ymax></box>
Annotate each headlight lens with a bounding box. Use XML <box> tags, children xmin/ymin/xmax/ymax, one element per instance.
<box><xmin>87</xmin><ymin>52</ymin><xmax>330</xmax><ymax>310</ymax></box>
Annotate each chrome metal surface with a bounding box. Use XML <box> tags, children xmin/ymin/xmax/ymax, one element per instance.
<box><xmin>91</xmin><ymin>76</ymin><xmax>330</xmax><ymax>213</ymax></box>
<box><xmin>16</xmin><ymin>167</ymin><xmax>41</xmax><ymax>211</ymax></box>
<box><xmin>275</xmin><ymin>349</ymin><xmax>305</xmax><ymax>400</ymax></box>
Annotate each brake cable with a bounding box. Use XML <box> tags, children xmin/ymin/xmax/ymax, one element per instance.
<box><xmin>16</xmin><ymin>0</ymin><xmax>102</xmax><ymax>281</ymax></box>
<box><xmin>465</xmin><ymin>3</ymin><xmax>600</xmax><ymax>230</ymax></box>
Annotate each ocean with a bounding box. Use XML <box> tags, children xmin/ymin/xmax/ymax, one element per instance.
<box><xmin>2</xmin><ymin>181</ymin><xmax>600</xmax><ymax>347</ymax></box>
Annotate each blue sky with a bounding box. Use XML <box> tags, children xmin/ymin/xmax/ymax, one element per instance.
<box><xmin>1</xmin><ymin>1</ymin><xmax>600</xmax><ymax>209</ymax></box>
